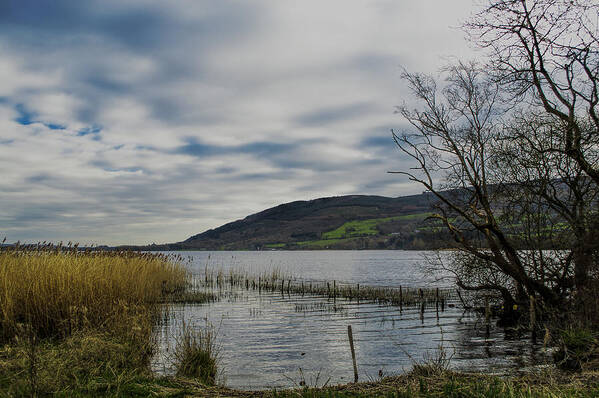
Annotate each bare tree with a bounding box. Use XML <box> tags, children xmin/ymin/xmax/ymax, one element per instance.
<box><xmin>468</xmin><ymin>0</ymin><xmax>599</xmax><ymax>316</ymax></box>
<box><xmin>467</xmin><ymin>0</ymin><xmax>599</xmax><ymax>184</ymax></box>
<box><xmin>393</xmin><ymin>61</ymin><xmax>598</xmax><ymax>324</ymax></box>
<box><xmin>496</xmin><ymin>110</ymin><xmax>599</xmax><ymax>320</ymax></box>
<box><xmin>392</xmin><ymin>0</ymin><xmax>599</xmax><ymax>328</ymax></box>
<box><xmin>394</xmin><ymin>63</ymin><xmax>553</xmax><ymax>306</ymax></box>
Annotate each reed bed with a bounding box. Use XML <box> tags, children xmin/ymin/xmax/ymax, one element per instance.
<box><xmin>196</xmin><ymin>267</ymin><xmax>455</xmax><ymax>310</ymax></box>
<box><xmin>0</xmin><ymin>243</ymin><xmax>188</xmax><ymax>341</ymax></box>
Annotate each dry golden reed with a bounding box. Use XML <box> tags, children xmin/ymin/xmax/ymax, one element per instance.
<box><xmin>0</xmin><ymin>244</ymin><xmax>188</xmax><ymax>341</ymax></box>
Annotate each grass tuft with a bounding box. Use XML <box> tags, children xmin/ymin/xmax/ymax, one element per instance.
<box><xmin>173</xmin><ymin>321</ymin><xmax>219</xmax><ymax>386</ymax></box>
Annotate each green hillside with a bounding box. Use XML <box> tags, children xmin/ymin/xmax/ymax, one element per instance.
<box><xmin>129</xmin><ymin>192</ymin><xmax>569</xmax><ymax>251</ymax></box>
<box><xmin>140</xmin><ymin>194</ymin><xmax>454</xmax><ymax>250</ymax></box>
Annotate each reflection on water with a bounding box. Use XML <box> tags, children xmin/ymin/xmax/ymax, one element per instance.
<box><xmin>153</xmin><ymin>251</ymin><xmax>551</xmax><ymax>390</ymax></box>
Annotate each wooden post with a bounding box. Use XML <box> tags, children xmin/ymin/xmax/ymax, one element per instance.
<box><xmin>327</xmin><ymin>282</ymin><xmax>330</xmax><ymax>297</ymax></box>
<box><xmin>399</xmin><ymin>285</ymin><xmax>403</xmax><ymax>311</ymax></box>
<box><xmin>347</xmin><ymin>325</ymin><xmax>358</xmax><ymax>383</ymax></box>
<box><xmin>333</xmin><ymin>280</ymin><xmax>337</xmax><ymax>302</ymax></box>
<box><xmin>258</xmin><ymin>277</ymin><xmax>261</xmax><ymax>294</ymax></box>
<box><xmin>287</xmin><ymin>279</ymin><xmax>291</xmax><ymax>295</ymax></box>
<box><xmin>301</xmin><ymin>281</ymin><xmax>304</xmax><ymax>296</ymax></box>
<box><xmin>419</xmin><ymin>288</ymin><xmax>424</xmax><ymax>321</ymax></box>
<box><xmin>485</xmin><ymin>297</ymin><xmax>490</xmax><ymax>338</ymax></box>
<box><xmin>357</xmin><ymin>284</ymin><xmax>360</xmax><ymax>302</ymax></box>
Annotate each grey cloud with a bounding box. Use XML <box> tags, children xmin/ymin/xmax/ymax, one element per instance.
<box><xmin>0</xmin><ymin>1</ymin><xmax>258</xmax><ymax>52</ymax></box>
<box><xmin>25</xmin><ymin>174</ymin><xmax>50</xmax><ymax>184</ymax></box>
<box><xmin>294</xmin><ymin>103</ymin><xmax>375</xmax><ymax>127</ymax></box>
<box><xmin>0</xmin><ymin>0</ymin><xmax>262</xmax><ymax>126</ymax></box>
<box><xmin>174</xmin><ymin>138</ymin><xmax>296</xmax><ymax>159</ymax></box>
<box><xmin>0</xmin><ymin>0</ymin><xmax>478</xmax><ymax>244</ymax></box>
<box><xmin>361</xmin><ymin>134</ymin><xmax>395</xmax><ymax>148</ymax></box>
<box><xmin>10</xmin><ymin>203</ymin><xmax>73</xmax><ymax>224</ymax></box>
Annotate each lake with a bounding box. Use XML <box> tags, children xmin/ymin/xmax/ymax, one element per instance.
<box><xmin>153</xmin><ymin>250</ymin><xmax>549</xmax><ymax>390</ymax></box>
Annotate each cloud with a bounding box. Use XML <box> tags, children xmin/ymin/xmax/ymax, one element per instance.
<box><xmin>294</xmin><ymin>103</ymin><xmax>374</xmax><ymax>127</ymax></box>
<box><xmin>0</xmin><ymin>0</ymin><xmax>479</xmax><ymax>244</ymax></box>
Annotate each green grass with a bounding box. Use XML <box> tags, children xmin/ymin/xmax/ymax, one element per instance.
<box><xmin>321</xmin><ymin>213</ymin><xmax>433</xmax><ymax>240</ymax></box>
<box><xmin>269</xmin><ymin>372</ymin><xmax>599</xmax><ymax>398</ymax></box>
<box><xmin>295</xmin><ymin>237</ymin><xmax>360</xmax><ymax>248</ymax></box>
<box><xmin>264</xmin><ymin>213</ymin><xmax>435</xmax><ymax>248</ymax></box>
<box><xmin>0</xmin><ymin>331</ymin><xmax>155</xmax><ymax>397</ymax></box>
<box><xmin>265</xmin><ymin>243</ymin><xmax>287</xmax><ymax>248</ymax></box>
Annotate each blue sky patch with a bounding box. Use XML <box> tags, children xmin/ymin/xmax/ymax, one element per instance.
<box><xmin>15</xmin><ymin>104</ymin><xmax>36</xmax><ymax>125</ymax></box>
<box><xmin>77</xmin><ymin>125</ymin><xmax>102</xmax><ymax>136</ymax></box>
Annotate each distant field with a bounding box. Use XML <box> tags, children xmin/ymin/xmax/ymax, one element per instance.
<box><xmin>295</xmin><ymin>237</ymin><xmax>359</xmax><ymax>248</ymax></box>
<box><xmin>264</xmin><ymin>243</ymin><xmax>286</xmax><ymax>248</ymax></box>
<box><xmin>322</xmin><ymin>212</ymin><xmax>432</xmax><ymax>240</ymax></box>
<box><xmin>263</xmin><ymin>212</ymin><xmax>434</xmax><ymax>249</ymax></box>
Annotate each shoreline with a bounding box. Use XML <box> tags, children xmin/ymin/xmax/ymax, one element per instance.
<box><xmin>143</xmin><ymin>368</ymin><xmax>599</xmax><ymax>397</ymax></box>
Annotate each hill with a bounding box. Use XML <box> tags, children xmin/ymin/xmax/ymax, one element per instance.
<box><xmin>142</xmin><ymin>193</ymin><xmax>456</xmax><ymax>251</ymax></box>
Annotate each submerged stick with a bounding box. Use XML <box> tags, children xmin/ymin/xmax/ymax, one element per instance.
<box><xmin>347</xmin><ymin>325</ymin><xmax>358</xmax><ymax>383</ymax></box>
<box><xmin>530</xmin><ymin>295</ymin><xmax>536</xmax><ymax>343</ymax></box>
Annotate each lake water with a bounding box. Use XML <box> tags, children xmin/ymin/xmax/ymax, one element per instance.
<box><xmin>153</xmin><ymin>250</ymin><xmax>550</xmax><ymax>390</ymax></box>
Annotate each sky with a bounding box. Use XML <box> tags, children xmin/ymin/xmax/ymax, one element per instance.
<box><xmin>0</xmin><ymin>0</ymin><xmax>480</xmax><ymax>245</ymax></box>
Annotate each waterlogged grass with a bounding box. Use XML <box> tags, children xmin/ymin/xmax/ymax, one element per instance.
<box><xmin>199</xmin><ymin>265</ymin><xmax>452</xmax><ymax>307</ymax></box>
